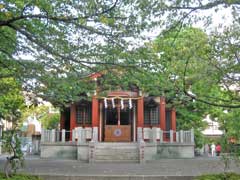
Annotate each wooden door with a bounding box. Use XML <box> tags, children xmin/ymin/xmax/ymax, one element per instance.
<box><xmin>104</xmin><ymin>125</ymin><xmax>131</xmax><ymax>142</ymax></box>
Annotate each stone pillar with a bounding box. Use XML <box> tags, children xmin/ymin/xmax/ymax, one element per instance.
<box><xmin>41</xmin><ymin>129</ymin><xmax>45</xmax><ymax>143</ymax></box>
<box><xmin>47</xmin><ymin>130</ymin><xmax>51</xmax><ymax>142</ymax></box>
<box><xmin>156</xmin><ymin>128</ymin><xmax>161</xmax><ymax>141</ymax></box>
<box><xmin>152</xmin><ymin>127</ymin><xmax>157</xmax><ymax>143</ymax></box>
<box><xmin>70</xmin><ymin>103</ymin><xmax>77</xmax><ymax>141</ymax></box>
<box><xmin>61</xmin><ymin>129</ymin><xmax>66</xmax><ymax>143</ymax></box>
<box><xmin>85</xmin><ymin>127</ymin><xmax>92</xmax><ymax>140</ymax></box>
<box><xmin>139</xmin><ymin>140</ymin><xmax>145</xmax><ymax>164</ymax></box>
<box><xmin>77</xmin><ymin>127</ymin><xmax>82</xmax><ymax>144</ymax></box>
<box><xmin>159</xmin><ymin>129</ymin><xmax>163</xmax><ymax>143</ymax></box>
<box><xmin>170</xmin><ymin>130</ymin><xmax>173</xmax><ymax>143</ymax></box>
<box><xmin>191</xmin><ymin>128</ymin><xmax>194</xmax><ymax>143</ymax></box>
<box><xmin>92</xmin><ymin>127</ymin><xmax>98</xmax><ymax>142</ymax></box>
<box><xmin>72</xmin><ymin>129</ymin><xmax>76</xmax><ymax>142</ymax></box>
<box><xmin>137</xmin><ymin>127</ymin><xmax>143</xmax><ymax>142</ymax></box>
<box><xmin>56</xmin><ymin>130</ymin><xmax>60</xmax><ymax>142</ymax></box>
<box><xmin>51</xmin><ymin>129</ymin><xmax>55</xmax><ymax>143</ymax></box>
<box><xmin>180</xmin><ymin>130</ymin><xmax>184</xmax><ymax>143</ymax></box>
<box><xmin>176</xmin><ymin>132</ymin><xmax>179</xmax><ymax>143</ymax></box>
<box><xmin>143</xmin><ymin>128</ymin><xmax>150</xmax><ymax>141</ymax></box>
<box><xmin>81</xmin><ymin>128</ymin><xmax>86</xmax><ymax>143</ymax></box>
<box><xmin>89</xmin><ymin>141</ymin><xmax>95</xmax><ymax>163</ymax></box>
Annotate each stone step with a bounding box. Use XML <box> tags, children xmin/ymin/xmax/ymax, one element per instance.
<box><xmin>95</xmin><ymin>142</ymin><xmax>138</xmax><ymax>146</ymax></box>
<box><xmin>95</xmin><ymin>155</ymin><xmax>139</xmax><ymax>160</ymax></box>
<box><xmin>95</xmin><ymin>152</ymin><xmax>138</xmax><ymax>157</ymax></box>
<box><xmin>94</xmin><ymin>142</ymin><xmax>139</xmax><ymax>162</ymax></box>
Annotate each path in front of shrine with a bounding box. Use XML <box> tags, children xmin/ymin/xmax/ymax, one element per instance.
<box><xmin>0</xmin><ymin>155</ymin><xmax>239</xmax><ymax>180</ymax></box>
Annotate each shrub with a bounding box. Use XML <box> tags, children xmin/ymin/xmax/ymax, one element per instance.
<box><xmin>0</xmin><ymin>173</ymin><xmax>42</xmax><ymax>180</ymax></box>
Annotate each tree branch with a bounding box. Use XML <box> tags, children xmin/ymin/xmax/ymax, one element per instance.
<box><xmin>183</xmin><ymin>56</ymin><xmax>240</xmax><ymax>108</ymax></box>
<box><xmin>0</xmin><ymin>0</ymin><xmax>119</xmax><ymax>27</ymax></box>
<box><xmin>169</xmin><ymin>0</ymin><xmax>240</xmax><ymax>10</ymax></box>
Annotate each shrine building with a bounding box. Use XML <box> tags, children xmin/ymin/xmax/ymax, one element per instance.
<box><xmin>40</xmin><ymin>73</ymin><xmax>194</xmax><ymax>162</ymax></box>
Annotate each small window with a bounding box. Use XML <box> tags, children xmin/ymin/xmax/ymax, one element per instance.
<box><xmin>76</xmin><ymin>102</ymin><xmax>92</xmax><ymax>125</ymax></box>
<box><xmin>144</xmin><ymin>106</ymin><xmax>159</xmax><ymax>125</ymax></box>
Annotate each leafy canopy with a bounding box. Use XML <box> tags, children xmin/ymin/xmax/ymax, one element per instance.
<box><xmin>0</xmin><ymin>0</ymin><xmax>239</xmax><ymax>109</ymax></box>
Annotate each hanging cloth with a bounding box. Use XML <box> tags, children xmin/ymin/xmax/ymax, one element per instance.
<box><xmin>112</xmin><ymin>98</ymin><xmax>115</xmax><ymax>108</ymax></box>
<box><xmin>121</xmin><ymin>99</ymin><xmax>124</xmax><ymax>109</ymax></box>
<box><xmin>129</xmin><ymin>98</ymin><xmax>132</xmax><ymax>109</ymax></box>
<box><xmin>104</xmin><ymin>98</ymin><xmax>107</xmax><ymax>108</ymax></box>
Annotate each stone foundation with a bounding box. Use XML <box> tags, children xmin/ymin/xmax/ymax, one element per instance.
<box><xmin>40</xmin><ymin>142</ymin><xmax>194</xmax><ymax>162</ymax></box>
<box><xmin>41</xmin><ymin>142</ymin><xmax>77</xmax><ymax>160</ymax></box>
<box><xmin>157</xmin><ymin>143</ymin><xmax>194</xmax><ymax>158</ymax></box>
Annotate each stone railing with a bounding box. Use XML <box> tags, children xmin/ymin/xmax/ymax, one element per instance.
<box><xmin>41</xmin><ymin>127</ymin><xmax>97</xmax><ymax>143</ymax></box>
<box><xmin>41</xmin><ymin>127</ymin><xmax>194</xmax><ymax>144</ymax></box>
<box><xmin>138</xmin><ymin>127</ymin><xmax>194</xmax><ymax>144</ymax></box>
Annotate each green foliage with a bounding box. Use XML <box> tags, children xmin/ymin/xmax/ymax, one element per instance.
<box><xmin>3</xmin><ymin>130</ymin><xmax>23</xmax><ymax>158</ymax></box>
<box><xmin>2</xmin><ymin>130</ymin><xmax>25</xmax><ymax>177</ymax></box>
<box><xmin>41</xmin><ymin>113</ymin><xmax>60</xmax><ymax>129</ymax></box>
<box><xmin>0</xmin><ymin>173</ymin><xmax>42</xmax><ymax>180</ymax></box>
<box><xmin>218</xmin><ymin>109</ymin><xmax>240</xmax><ymax>141</ymax></box>
<box><xmin>0</xmin><ymin>0</ymin><xmax>239</xmax><ymax>109</ymax></box>
<box><xmin>194</xmin><ymin>173</ymin><xmax>240</xmax><ymax>180</ymax></box>
<box><xmin>0</xmin><ymin>76</ymin><xmax>25</xmax><ymax>120</ymax></box>
<box><xmin>20</xmin><ymin>105</ymin><xmax>60</xmax><ymax>130</ymax></box>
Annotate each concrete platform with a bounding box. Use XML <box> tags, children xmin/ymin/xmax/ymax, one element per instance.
<box><xmin>0</xmin><ymin>155</ymin><xmax>240</xmax><ymax>180</ymax></box>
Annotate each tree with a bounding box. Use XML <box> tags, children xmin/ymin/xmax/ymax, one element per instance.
<box><xmin>0</xmin><ymin>0</ymin><xmax>150</xmax><ymax>105</ymax></box>
<box><xmin>20</xmin><ymin>105</ymin><xmax>60</xmax><ymax>130</ymax></box>
<box><xmin>0</xmin><ymin>0</ymin><xmax>239</xmax><ymax>109</ymax></box>
<box><xmin>0</xmin><ymin>76</ymin><xmax>24</xmax><ymax>119</ymax></box>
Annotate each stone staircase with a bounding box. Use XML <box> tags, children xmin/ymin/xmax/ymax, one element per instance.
<box><xmin>94</xmin><ymin>142</ymin><xmax>139</xmax><ymax>162</ymax></box>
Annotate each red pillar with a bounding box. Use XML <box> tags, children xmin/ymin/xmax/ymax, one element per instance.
<box><xmin>60</xmin><ymin>110</ymin><xmax>65</xmax><ymax>130</ymax></box>
<box><xmin>160</xmin><ymin>97</ymin><xmax>166</xmax><ymax>140</ymax></box>
<box><xmin>137</xmin><ymin>97</ymin><xmax>144</xmax><ymax>127</ymax></box>
<box><xmin>70</xmin><ymin>103</ymin><xmax>76</xmax><ymax>140</ymax></box>
<box><xmin>171</xmin><ymin>108</ymin><xmax>176</xmax><ymax>141</ymax></box>
<box><xmin>137</xmin><ymin>97</ymin><xmax>144</xmax><ymax>141</ymax></box>
<box><xmin>92</xmin><ymin>96</ymin><xmax>99</xmax><ymax>140</ymax></box>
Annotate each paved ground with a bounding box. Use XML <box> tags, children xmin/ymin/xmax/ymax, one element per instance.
<box><xmin>0</xmin><ymin>155</ymin><xmax>239</xmax><ymax>177</ymax></box>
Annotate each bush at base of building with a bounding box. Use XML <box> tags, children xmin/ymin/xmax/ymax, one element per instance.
<box><xmin>195</xmin><ymin>173</ymin><xmax>240</xmax><ymax>180</ymax></box>
<box><xmin>0</xmin><ymin>173</ymin><xmax>42</xmax><ymax>180</ymax></box>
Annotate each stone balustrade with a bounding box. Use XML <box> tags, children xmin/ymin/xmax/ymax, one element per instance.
<box><xmin>41</xmin><ymin>127</ymin><xmax>194</xmax><ymax>144</ymax></box>
<box><xmin>41</xmin><ymin>127</ymin><xmax>95</xmax><ymax>143</ymax></box>
<box><xmin>141</xmin><ymin>127</ymin><xmax>194</xmax><ymax>144</ymax></box>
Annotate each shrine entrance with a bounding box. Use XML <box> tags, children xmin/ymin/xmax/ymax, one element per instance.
<box><xmin>102</xmin><ymin>99</ymin><xmax>136</xmax><ymax>142</ymax></box>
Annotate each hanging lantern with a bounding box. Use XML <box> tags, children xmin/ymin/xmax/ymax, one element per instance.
<box><xmin>104</xmin><ymin>98</ymin><xmax>107</xmax><ymax>108</ymax></box>
<box><xmin>112</xmin><ymin>98</ymin><xmax>115</xmax><ymax>108</ymax></box>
